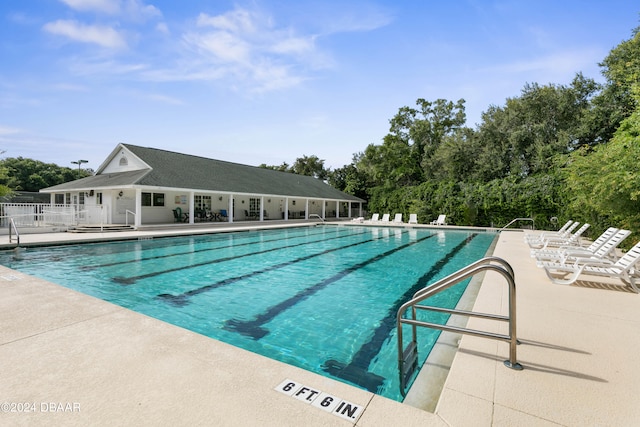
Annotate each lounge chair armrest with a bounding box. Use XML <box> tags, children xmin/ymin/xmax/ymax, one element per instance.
<box><xmin>570</xmin><ymin>257</ymin><xmax>614</xmax><ymax>267</ymax></box>
<box><xmin>562</xmin><ymin>248</ymin><xmax>595</xmax><ymax>257</ymax></box>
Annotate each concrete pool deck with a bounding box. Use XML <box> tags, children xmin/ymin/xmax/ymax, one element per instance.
<box><xmin>1</xmin><ymin>223</ymin><xmax>639</xmax><ymax>426</ymax></box>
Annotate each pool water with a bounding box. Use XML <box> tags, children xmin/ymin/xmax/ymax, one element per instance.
<box><xmin>0</xmin><ymin>225</ymin><xmax>496</xmax><ymax>401</ymax></box>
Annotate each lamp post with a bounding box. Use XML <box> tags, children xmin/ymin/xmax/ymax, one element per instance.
<box><xmin>71</xmin><ymin>159</ymin><xmax>88</xmax><ymax>178</ymax></box>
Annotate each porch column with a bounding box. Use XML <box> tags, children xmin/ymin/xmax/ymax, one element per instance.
<box><xmin>188</xmin><ymin>192</ymin><xmax>194</xmax><ymax>224</ymax></box>
<box><xmin>284</xmin><ymin>198</ymin><xmax>289</xmax><ymax>220</ymax></box>
<box><xmin>134</xmin><ymin>188</ymin><xmax>142</xmax><ymax>227</ymax></box>
<box><xmin>228</xmin><ymin>195</ymin><xmax>234</xmax><ymax>223</ymax></box>
<box><xmin>348</xmin><ymin>201</ymin><xmax>352</xmax><ymax>218</ymax></box>
<box><xmin>321</xmin><ymin>200</ymin><xmax>326</xmax><ymax>219</ymax></box>
<box><xmin>305</xmin><ymin>199</ymin><xmax>309</xmax><ymax>219</ymax></box>
<box><xmin>335</xmin><ymin>201</ymin><xmax>339</xmax><ymax>219</ymax></box>
<box><xmin>259</xmin><ymin>196</ymin><xmax>264</xmax><ymax>221</ymax></box>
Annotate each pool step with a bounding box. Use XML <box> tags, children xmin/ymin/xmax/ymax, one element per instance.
<box><xmin>68</xmin><ymin>224</ymin><xmax>137</xmax><ymax>233</ymax></box>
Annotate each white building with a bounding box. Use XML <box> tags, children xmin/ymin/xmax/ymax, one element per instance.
<box><xmin>40</xmin><ymin>143</ymin><xmax>365</xmax><ymax>227</ymax></box>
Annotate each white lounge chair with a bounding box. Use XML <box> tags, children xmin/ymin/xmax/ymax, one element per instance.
<box><xmin>526</xmin><ymin>221</ymin><xmax>580</xmax><ymax>247</ymax></box>
<box><xmin>532</xmin><ymin>227</ymin><xmax>618</xmax><ymax>260</ymax></box>
<box><xmin>408</xmin><ymin>214</ymin><xmax>418</xmax><ymax>224</ymax></box>
<box><xmin>535</xmin><ymin>229</ymin><xmax>630</xmax><ymax>266</ymax></box>
<box><xmin>393</xmin><ymin>213</ymin><xmax>403</xmax><ymax>223</ymax></box>
<box><xmin>525</xmin><ymin>220</ymin><xmax>573</xmax><ymax>242</ymax></box>
<box><xmin>542</xmin><ymin>240</ymin><xmax>640</xmax><ymax>293</ymax></box>
<box><xmin>528</xmin><ymin>223</ymin><xmax>590</xmax><ymax>250</ymax></box>
<box><xmin>430</xmin><ymin>214</ymin><xmax>447</xmax><ymax>225</ymax></box>
<box><xmin>554</xmin><ymin>219</ymin><xmax>574</xmax><ymax>233</ymax></box>
<box><xmin>367</xmin><ymin>213</ymin><xmax>380</xmax><ymax>223</ymax></box>
<box><xmin>380</xmin><ymin>214</ymin><xmax>390</xmax><ymax>222</ymax></box>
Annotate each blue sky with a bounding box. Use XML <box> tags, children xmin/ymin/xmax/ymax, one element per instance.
<box><xmin>1</xmin><ymin>1</ymin><xmax>638</xmax><ymax>171</ymax></box>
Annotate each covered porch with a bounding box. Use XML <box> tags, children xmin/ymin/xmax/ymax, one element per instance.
<box><xmin>36</xmin><ymin>143</ymin><xmax>366</xmax><ymax>230</ymax></box>
<box><xmin>10</xmin><ymin>188</ymin><xmax>363</xmax><ymax>230</ymax></box>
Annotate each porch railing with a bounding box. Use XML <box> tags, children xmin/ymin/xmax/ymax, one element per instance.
<box><xmin>0</xmin><ymin>203</ymin><xmax>105</xmax><ymax>228</ymax></box>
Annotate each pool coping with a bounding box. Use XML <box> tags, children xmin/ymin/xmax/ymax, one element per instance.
<box><xmin>1</xmin><ymin>224</ymin><xmax>639</xmax><ymax>425</ymax></box>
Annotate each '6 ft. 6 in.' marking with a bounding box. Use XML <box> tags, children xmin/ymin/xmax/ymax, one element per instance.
<box><xmin>275</xmin><ymin>379</ymin><xmax>363</xmax><ymax>423</ymax></box>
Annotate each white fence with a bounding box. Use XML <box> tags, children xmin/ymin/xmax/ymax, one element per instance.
<box><xmin>0</xmin><ymin>203</ymin><xmax>106</xmax><ymax>228</ymax></box>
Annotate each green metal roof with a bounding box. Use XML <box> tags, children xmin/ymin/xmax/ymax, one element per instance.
<box><xmin>43</xmin><ymin>144</ymin><xmax>364</xmax><ymax>202</ymax></box>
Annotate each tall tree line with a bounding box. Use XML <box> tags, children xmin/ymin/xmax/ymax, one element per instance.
<box><xmin>325</xmin><ymin>25</ymin><xmax>640</xmax><ymax>244</ymax></box>
<box><xmin>0</xmin><ymin>157</ymin><xmax>92</xmax><ymax>195</ymax></box>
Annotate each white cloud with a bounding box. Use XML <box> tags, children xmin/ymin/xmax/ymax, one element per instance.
<box><xmin>270</xmin><ymin>35</ymin><xmax>315</xmax><ymax>55</ymax></box>
<box><xmin>8</xmin><ymin>12</ymin><xmax>39</xmax><ymax>25</ymax></box>
<box><xmin>196</xmin><ymin>10</ymin><xmax>256</xmax><ymax>33</ymax></box>
<box><xmin>123</xmin><ymin>0</ymin><xmax>162</xmax><ymax>22</ymax></box>
<box><xmin>42</xmin><ymin>4</ymin><xmax>386</xmax><ymax>94</ymax></box>
<box><xmin>184</xmin><ymin>31</ymin><xmax>251</xmax><ymax>64</ymax></box>
<box><xmin>60</xmin><ymin>0</ymin><xmax>120</xmax><ymax>14</ymax></box>
<box><xmin>156</xmin><ymin>22</ymin><xmax>169</xmax><ymax>35</ymax></box>
<box><xmin>60</xmin><ymin>0</ymin><xmax>161</xmax><ymax>21</ymax></box>
<box><xmin>68</xmin><ymin>59</ymin><xmax>148</xmax><ymax>76</ymax></box>
<box><xmin>180</xmin><ymin>7</ymin><xmax>323</xmax><ymax>92</ymax></box>
<box><xmin>250</xmin><ymin>60</ymin><xmax>305</xmax><ymax>92</ymax></box>
<box><xmin>43</xmin><ymin>19</ymin><xmax>128</xmax><ymax>49</ymax></box>
<box><xmin>0</xmin><ymin>125</ymin><xmax>21</xmax><ymax>135</ymax></box>
<box><xmin>50</xmin><ymin>83</ymin><xmax>89</xmax><ymax>92</ymax></box>
<box><xmin>480</xmin><ymin>48</ymin><xmax>605</xmax><ymax>83</ymax></box>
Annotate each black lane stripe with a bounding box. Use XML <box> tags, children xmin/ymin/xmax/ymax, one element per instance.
<box><xmin>83</xmin><ymin>227</ymin><xmax>338</xmax><ymax>270</ymax></box>
<box><xmin>156</xmin><ymin>232</ymin><xmax>406</xmax><ymax>306</ymax></box>
<box><xmin>223</xmin><ymin>233</ymin><xmax>435</xmax><ymax>339</ymax></box>
<box><xmin>321</xmin><ymin>233</ymin><xmax>478</xmax><ymax>393</ymax></box>
<box><xmin>114</xmin><ymin>229</ymin><xmax>369</xmax><ymax>285</ymax></box>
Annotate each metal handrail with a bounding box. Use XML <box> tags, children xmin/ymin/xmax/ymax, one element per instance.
<box><xmin>9</xmin><ymin>217</ymin><xmax>20</xmax><ymax>246</ymax></box>
<box><xmin>396</xmin><ymin>256</ymin><xmax>522</xmax><ymax>396</ymax></box>
<box><xmin>125</xmin><ymin>210</ymin><xmax>136</xmax><ymax>227</ymax></box>
<box><xmin>309</xmin><ymin>214</ymin><xmax>325</xmax><ymax>223</ymax></box>
<box><xmin>500</xmin><ymin>217</ymin><xmax>535</xmax><ymax>231</ymax></box>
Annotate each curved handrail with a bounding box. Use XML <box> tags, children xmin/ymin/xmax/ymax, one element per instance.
<box><xmin>396</xmin><ymin>256</ymin><xmax>522</xmax><ymax>397</ymax></box>
<box><xmin>309</xmin><ymin>214</ymin><xmax>325</xmax><ymax>223</ymax></box>
<box><xmin>9</xmin><ymin>217</ymin><xmax>20</xmax><ymax>246</ymax></box>
<box><xmin>500</xmin><ymin>217</ymin><xmax>535</xmax><ymax>231</ymax></box>
<box><xmin>412</xmin><ymin>256</ymin><xmax>513</xmax><ymax>300</ymax></box>
<box><xmin>125</xmin><ymin>210</ymin><xmax>136</xmax><ymax>227</ymax></box>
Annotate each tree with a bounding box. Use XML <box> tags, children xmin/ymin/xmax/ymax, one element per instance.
<box><xmin>428</xmin><ymin>127</ymin><xmax>481</xmax><ymax>181</ymax></box>
<box><xmin>564</xmin><ymin>84</ymin><xmax>640</xmax><ymax>237</ymax></box>
<box><xmin>599</xmin><ymin>26</ymin><xmax>640</xmax><ymax>113</ymax></box>
<box><xmin>259</xmin><ymin>162</ymin><xmax>289</xmax><ymax>172</ymax></box>
<box><xmin>474</xmin><ymin>77</ymin><xmax>598</xmax><ymax>179</ymax></box>
<box><xmin>388</xmin><ymin>98</ymin><xmax>467</xmax><ymax>180</ymax></box>
<box><xmin>0</xmin><ymin>164</ymin><xmax>12</xmax><ymax>197</ymax></box>
<box><xmin>290</xmin><ymin>155</ymin><xmax>328</xmax><ymax>180</ymax></box>
<box><xmin>328</xmin><ymin>155</ymin><xmax>369</xmax><ymax>200</ymax></box>
<box><xmin>0</xmin><ymin>157</ymin><xmax>91</xmax><ymax>192</ymax></box>
<box><xmin>357</xmin><ymin>98</ymin><xmax>467</xmax><ymax>189</ymax></box>
<box><xmin>260</xmin><ymin>155</ymin><xmax>330</xmax><ymax>180</ymax></box>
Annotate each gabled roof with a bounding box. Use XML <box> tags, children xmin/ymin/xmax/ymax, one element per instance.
<box><xmin>43</xmin><ymin>144</ymin><xmax>364</xmax><ymax>202</ymax></box>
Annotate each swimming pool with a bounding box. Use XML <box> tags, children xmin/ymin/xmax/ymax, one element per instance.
<box><xmin>0</xmin><ymin>225</ymin><xmax>496</xmax><ymax>401</ymax></box>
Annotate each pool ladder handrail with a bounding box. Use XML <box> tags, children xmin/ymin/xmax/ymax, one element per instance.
<box><xmin>500</xmin><ymin>217</ymin><xmax>535</xmax><ymax>231</ymax></box>
<box><xmin>309</xmin><ymin>214</ymin><xmax>325</xmax><ymax>223</ymax></box>
<box><xmin>9</xmin><ymin>217</ymin><xmax>20</xmax><ymax>247</ymax></box>
<box><xmin>396</xmin><ymin>256</ymin><xmax>522</xmax><ymax>397</ymax></box>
